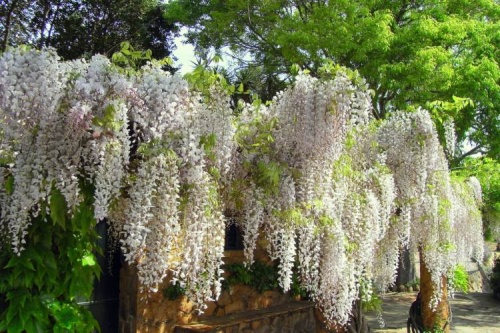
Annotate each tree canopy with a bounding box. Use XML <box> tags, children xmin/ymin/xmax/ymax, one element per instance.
<box><xmin>166</xmin><ymin>0</ymin><xmax>500</xmax><ymax>162</ymax></box>
<box><xmin>1</xmin><ymin>0</ymin><xmax>177</xmax><ymax>60</ymax></box>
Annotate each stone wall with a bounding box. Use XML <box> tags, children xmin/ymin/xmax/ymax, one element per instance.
<box><xmin>118</xmin><ymin>243</ymin><xmax>318</xmax><ymax>333</ymax></box>
<box><xmin>174</xmin><ymin>302</ymin><xmax>317</xmax><ymax>333</ymax></box>
<box><xmin>132</xmin><ymin>282</ymin><xmax>296</xmax><ymax>332</ymax></box>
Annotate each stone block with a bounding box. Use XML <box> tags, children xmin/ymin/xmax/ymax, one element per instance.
<box><xmin>224</xmin><ymin>250</ymin><xmax>245</xmax><ymax>264</ymax></box>
<box><xmin>270</xmin><ymin>316</ymin><xmax>284</xmax><ymax>333</ymax></box>
<box><xmin>225</xmin><ymin>299</ymin><xmax>245</xmax><ymax>314</ymax></box>
<box><xmin>229</xmin><ymin>284</ymin><xmax>250</xmax><ymax>298</ymax></box>
<box><xmin>255</xmin><ymin>325</ymin><xmax>272</xmax><ymax>333</ymax></box>
<box><xmin>203</xmin><ymin>300</ymin><xmax>218</xmax><ymax>316</ymax></box>
<box><xmin>164</xmin><ymin>304</ymin><xmax>178</xmax><ymax>321</ymax></box>
<box><xmin>178</xmin><ymin>297</ymin><xmax>195</xmax><ymax>313</ymax></box>
<box><xmin>271</xmin><ymin>291</ymin><xmax>287</xmax><ymax>306</ymax></box>
<box><xmin>216</xmin><ymin>306</ymin><xmax>226</xmax><ymax>316</ymax></box>
<box><xmin>248</xmin><ymin>295</ymin><xmax>261</xmax><ymax>311</ymax></box>
<box><xmin>176</xmin><ymin>312</ymin><xmax>193</xmax><ymax>325</ymax></box>
<box><xmin>251</xmin><ymin>319</ymin><xmax>262</xmax><ymax>330</ymax></box>
<box><xmin>258</xmin><ymin>292</ymin><xmax>274</xmax><ymax>308</ymax></box>
<box><xmin>239</xmin><ymin>322</ymin><xmax>251</xmax><ymax>331</ymax></box>
<box><xmin>218</xmin><ymin>291</ymin><xmax>233</xmax><ymax>306</ymax></box>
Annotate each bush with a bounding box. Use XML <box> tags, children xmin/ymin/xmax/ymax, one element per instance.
<box><xmin>451</xmin><ymin>265</ymin><xmax>469</xmax><ymax>293</ymax></box>
<box><xmin>222</xmin><ymin>261</ymin><xmax>280</xmax><ymax>293</ymax></box>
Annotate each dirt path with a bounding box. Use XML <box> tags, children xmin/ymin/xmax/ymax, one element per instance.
<box><xmin>365</xmin><ymin>292</ymin><xmax>500</xmax><ymax>333</ymax></box>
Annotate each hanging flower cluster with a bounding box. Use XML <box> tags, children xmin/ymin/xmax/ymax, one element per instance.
<box><xmin>231</xmin><ymin>73</ymin><xmax>395</xmax><ymax>324</ymax></box>
<box><xmin>449</xmin><ymin>176</ymin><xmax>484</xmax><ymax>269</ymax></box>
<box><xmin>0</xmin><ymin>48</ymin><xmax>484</xmax><ymax>325</ymax></box>
<box><xmin>377</xmin><ymin>110</ymin><xmax>483</xmax><ymax>308</ymax></box>
<box><xmin>0</xmin><ymin>48</ymin><xmax>234</xmax><ymax>309</ymax></box>
<box><xmin>233</xmin><ymin>78</ymin><xmax>482</xmax><ymax>324</ymax></box>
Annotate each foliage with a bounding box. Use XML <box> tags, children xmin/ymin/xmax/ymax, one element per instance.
<box><xmin>166</xmin><ymin>0</ymin><xmax>500</xmax><ymax>161</ymax></box>
<box><xmin>163</xmin><ymin>282</ymin><xmax>186</xmax><ymax>301</ymax></box>
<box><xmin>0</xmin><ymin>0</ymin><xmax>177</xmax><ymax>62</ymax></box>
<box><xmin>164</xmin><ymin>261</ymin><xmax>307</xmax><ymax>300</ymax></box>
<box><xmin>407</xmin><ymin>278</ymin><xmax>421</xmax><ymax>292</ymax></box>
<box><xmin>222</xmin><ymin>261</ymin><xmax>307</xmax><ymax>297</ymax></box>
<box><xmin>423</xmin><ymin>329</ymin><xmax>445</xmax><ymax>333</ymax></box>
<box><xmin>360</xmin><ymin>290</ymin><xmax>383</xmax><ymax>314</ymax></box>
<box><xmin>450</xmin><ymin>265</ymin><xmax>469</xmax><ymax>294</ymax></box>
<box><xmin>0</xmin><ymin>47</ymin><xmax>234</xmax><ymax>319</ymax></box>
<box><xmin>249</xmin><ymin>261</ymin><xmax>281</xmax><ymax>293</ymax></box>
<box><xmin>183</xmin><ymin>61</ymin><xmax>236</xmax><ymax>98</ymax></box>
<box><xmin>111</xmin><ymin>42</ymin><xmax>152</xmax><ymax>71</ymax></box>
<box><xmin>490</xmin><ymin>257</ymin><xmax>500</xmax><ymax>299</ymax></box>
<box><xmin>427</xmin><ymin>96</ymin><xmax>473</xmax><ymax>162</ymax></box>
<box><xmin>222</xmin><ymin>261</ymin><xmax>280</xmax><ymax>293</ymax></box>
<box><xmin>0</xmin><ymin>185</ymin><xmax>100</xmax><ymax>333</ymax></box>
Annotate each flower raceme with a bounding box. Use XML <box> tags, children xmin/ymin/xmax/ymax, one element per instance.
<box><xmin>0</xmin><ymin>49</ymin><xmax>483</xmax><ymax>325</ymax></box>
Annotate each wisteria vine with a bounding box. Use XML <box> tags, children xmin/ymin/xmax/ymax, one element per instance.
<box><xmin>0</xmin><ymin>48</ymin><xmax>484</xmax><ymax>326</ymax></box>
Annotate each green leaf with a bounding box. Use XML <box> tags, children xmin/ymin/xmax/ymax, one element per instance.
<box><xmin>21</xmin><ymin>259</ymin><xmax>35</xmax><ymax>271</ymax></box>
<box><xmin>19</xmin><ymin>304</ymin><xmax>29</xmax><ymax>328</ymax></box>
<box><xmin>4</xmin><ymin>256</ymin><xmax>20</xmax><ymax>269</ymax></box>
<box><xmin>290</xmin><ymin>63</ymin><xmax>301</xmax><ymax>75</ymax></box>
<box><xmin>238</xmin><ymin>82</ymin><xmax>244</xmax><ymax>93</ymax></box>
<box><xmin>6</xmin><ymin>315</ymin><xmax>23</xmax><ymax>333</ymax></box>
<box><xmin>81</xmin><ymin>253</ymin><xmax>97</xmax><ymax>267</ymax></box>
<box><xmin>20</xmin><ymin>269</ymin><xmax>36</xmax><ymax>288</ymax></box>
<box><xmin>49</xmin><ymin>188</ymin><xmax>67</xmax><ymax>229</ymax></box>
<box><xmin>24</xmin><ymin>318</ymin><xmax>39</xmax><ymax>333</ymax></box>
<box><xmin>44</xmin><ymin>254</ymin><xmax>57</xmax><ymax>271</ymax></box>
<box><xmin>120</xmin><ymin>41</ymin><xmax>130</xmax><ymax>51</ymax></box>
<box><xmin>4</xmin><ymin>174</ymin><xmax>14</xmax><ymax>195</ymax></box>
<box><xmin>56</xmin><ymin>304</ymin><xmax>78</xmax><ymax>329</ymax></box>
<box><xmin>24</xmin><ymin>247</ymin><xmax>43</xmax><ymax>264</ymax></box>
<box><xmin>7</xmin><ymin>289</ymin><xmax>28</xmax><ymax>309</ymax></box>
<box><xmin>6</xmin><ymin>305</ymin><xmax>16</xmax><ymax>325</ymax></box>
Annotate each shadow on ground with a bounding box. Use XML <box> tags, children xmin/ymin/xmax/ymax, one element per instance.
<box><xmin>365</xmin><ymin>292</ymin><xmax>500</xmax><ymax>333</ymax></box>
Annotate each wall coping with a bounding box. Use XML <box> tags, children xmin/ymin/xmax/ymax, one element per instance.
<box><xmin>174</xmin><ymin>301</ymin><xmax>315</xmax><ymax>332</ymax></box>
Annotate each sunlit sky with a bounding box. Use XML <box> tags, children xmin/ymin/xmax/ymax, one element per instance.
<box><xmin>171</xmin><ymin>28</ymin><xmax>196</xmax><ymax>74</ymax></box>
<box><xmin>163</xmin><ymin>0</ymin><xmax>197</xmax><ymax>74</ymax></box>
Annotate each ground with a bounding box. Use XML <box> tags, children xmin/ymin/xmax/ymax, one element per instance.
<box><xmin>365</xmin><ymin>291</ymin><xmax>500</xmax><ymax>333</ymax></box>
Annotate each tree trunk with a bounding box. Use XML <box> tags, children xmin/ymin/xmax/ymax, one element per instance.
<box><xmin>1</xmin><ymin>0</ymin><xmax>21</xmax><ymax>52</ymax></box>
<box><xmin>419</xmin><ymin>251</ymin><xmax>450</xmax><ymax>332</ymax></box>
<box><xmin>396</xmin><ymin>247</ymin><xmax>418</xmax><ymax>290</ymax></box>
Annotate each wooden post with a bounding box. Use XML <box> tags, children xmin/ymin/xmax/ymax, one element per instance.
<box><xmin>419</xmin><ymin>251</ymin><xmax>450</xmax><ymax>332</ymax></box>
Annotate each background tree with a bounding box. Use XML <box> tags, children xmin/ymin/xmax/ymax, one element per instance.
<box><xmin>165</xmin><ymin>0</ymin><xmax>500</xmax><ymax>163</ymax></box>
<box><xmin>1</xmin><ymin>0</ymin><xmax>177</xmax><ymax>60</ymax></box>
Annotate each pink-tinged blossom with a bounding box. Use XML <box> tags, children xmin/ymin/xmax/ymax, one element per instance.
<box><xmin>0</xmin><ymin>49</ymin><xmax>484</xmax><ymax>326</ymax></box>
